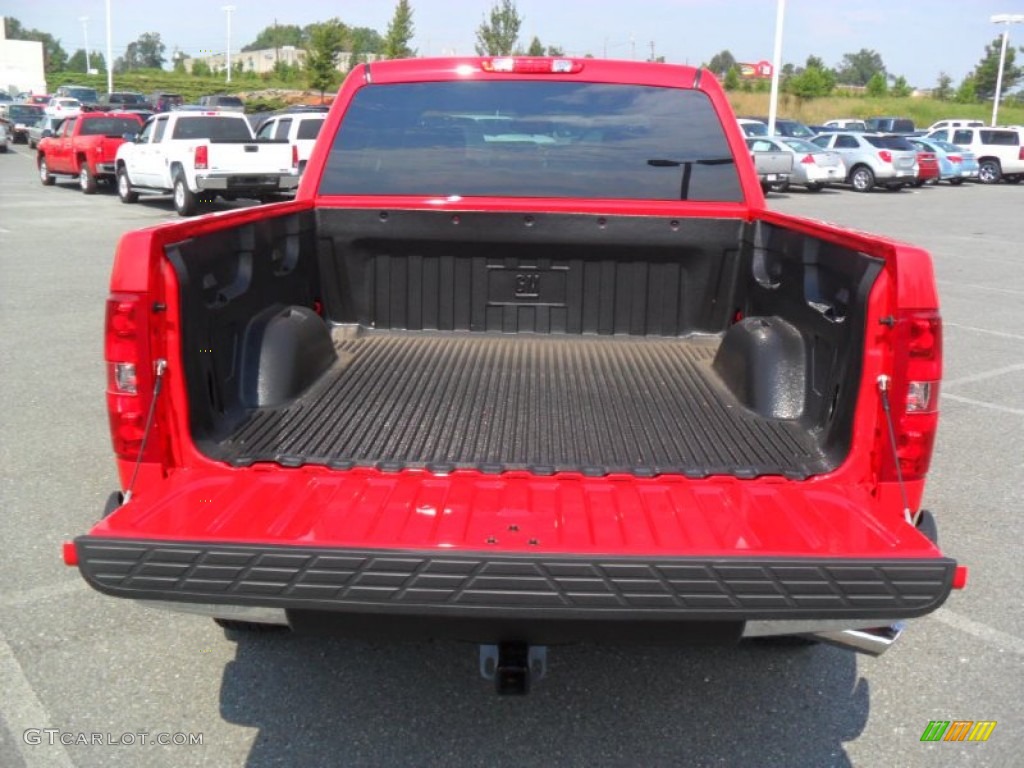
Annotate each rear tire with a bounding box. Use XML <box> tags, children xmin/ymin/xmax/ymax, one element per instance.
<box><xmin>804</xmin><ymin>182</ymin><xmax>824</xmax><ymax>192</ymax></box>
<box><xmin>885</xmin><ymin>183</ymin><xmax>904</xmax><ymax>192</ymax></box>
<box><xmin>850</xmin><ymin>165</ymin><xmax>874</xmax><ymax>192</ymax></box>
<box><xmin>38</xmin><ymin>156</ymin><xmax>55</xmax><ymax>185</ymax></box>
<box><xmin>949</xmin><ymin>178</ymin><xmax>965</xmax><ymax>186</ymax></box>
<box><xmin>978</xmin><ymin>159</ymin><xmax>1001</xmax><ymax>184</ymax></box>
<box><xmin>912</xmin><ymin>179</ymin><xmax>925</xmax><ymax>188</ymax></box>
<box><xmin>79</xmin><ymin>165</ymin><xmax>97</xmax><ymax>194</ymax></box>
<box><xmin>117</xmin><ymin>167</ymin><xmax>138</xmax><ymax>203</ymax></box>
<box><xmin>173</xmin><ymin>174</ymin><xmax>198</xmax><ymax>216</ymax></box>
<box><xmin>1004</xmin><ymin>174</ymin><xmax>1022</xmax><ymax>184</ymax></box>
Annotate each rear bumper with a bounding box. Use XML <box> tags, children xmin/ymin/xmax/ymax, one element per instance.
<box><xmin>75</xmin><ymin>537</ymin><xmax>955</xmax><ymax>625</ymax></box>
<box><xmin>195</xmin><ymin>173</ymin><xmax>300</xmax><ymax>192</ymax></box>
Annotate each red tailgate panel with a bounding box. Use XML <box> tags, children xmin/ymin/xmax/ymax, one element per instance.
<box><xmin>86</xmin><ymin>467</ymin><xmax>941</xmax><ymax>560</ymax></box>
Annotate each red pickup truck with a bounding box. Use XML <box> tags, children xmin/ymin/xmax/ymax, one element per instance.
<box><xmin>67</xmin><ymin>58</ymin><xmax>963</xmax><ymax>693</ymax></box>
<box><xmin>37</xmin><ymin>111</ymin><xmax>144</xmax><ymax>194</ymax></box>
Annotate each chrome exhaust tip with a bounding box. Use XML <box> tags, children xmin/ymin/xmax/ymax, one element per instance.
<box><xmin>812</xmin><ymin>622</ymin><xmax>905</xmax><ymax>657</ymax></box>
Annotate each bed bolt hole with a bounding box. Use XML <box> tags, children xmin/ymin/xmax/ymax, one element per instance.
<box><xmin>378</xmin><ymin>211</ymin><xmax>389</xmax><ymax>222</ymax></box>
<box><xmin>528</xmin><ymin>538</ymin><xmax>539</xmax><ymax>546</ymax></box>
<box><xmin>669</xmin><ymin>220</ymin><xmax>680</xmax><ymax>230</ymax></box>
<box><xmin>486</xmin><ymin>536</ymin><xmax>498</xmax><ymax>545</ymax></box>
<box><xmin>597</xmin><ymin>217</ymin><xmax>607</xmax><ymax>228</ymax></box>
<box><xmin>508</xmin><ymin>524</ymin><xmax>519</xmax><ymax>532</ymax></box>
<box><xmin>451</xmin><ymin>214</ymin><xmax>461</xmax><ymax>225</ymax></box>
<box><xmin>523</xmin><ymin>215</ymin><xmax>535</xmax><ymax>227</ymax></box>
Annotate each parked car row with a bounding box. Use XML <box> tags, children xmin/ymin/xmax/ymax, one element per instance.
<box><xmin>741</xmin><ymin>116</ymin><xmax>1022</xmax><ymax>191</ymax></box>
<box><xmin>24</xmin><ymin>108</ymin><xmax>323</xmax><ymax>215</ymax></box>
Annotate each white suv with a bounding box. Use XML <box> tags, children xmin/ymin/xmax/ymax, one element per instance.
<box><xmin>255</xmin><ymin>110</ymin><xmax>327</xmax><ymax>179</ymax></box>
<box><xmin>925</xmin><ymin>126</ymin><xmax>1024</xmax><ymax>183</ymax></box>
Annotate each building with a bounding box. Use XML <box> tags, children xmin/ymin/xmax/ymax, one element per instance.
<box><xmin>0</xmin><ymin>17</ymin><xmax>46</xmax><ymax>96</ymax></box>
<box><xmin>182</xmin><ymin>45</ymin><xmax>377</xmax><ymax>76</ymax></box>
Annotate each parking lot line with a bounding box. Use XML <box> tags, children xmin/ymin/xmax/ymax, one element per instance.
<box><xmin>0</xmin><ymin>630</ymin><xmax>76</xmax><ymax>768</ymax></box>
<box><xmin>0</xmin><ymin>581</ymin><xmax>85</xmax><ymax>610</ymax></box>
<box><xmin>942</xmin><ymin>393</ymin><xmax>1024</xmax><ymax>416</ymax></box>
<box><xmin>937</xmin><ymin>279</ymin><xmax>1024</xmax><ymax>298</ymax></box>
<box><xmin>945</xmin><ymin>322</ymin><xmax>1024</xmax><ymax>342</ymax></box>
<box><xmin>930</xmin><ymin>608</ymin><xmax>1024</xmax><ymax>658</ymax></box>
<box><xmin>943</xmin><ymin>363</ymin><xmax>1024</xmax><ymax>388</ymax></box>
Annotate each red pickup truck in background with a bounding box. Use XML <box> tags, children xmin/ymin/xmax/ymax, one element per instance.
<box><xmin>67</xmin><ymin>58</ymin><xmax>964</xmax><ymax>693</ymax></box>
<box><xmin>37</xmin><ymin>111</ymin><xmax>144</xmax><ymax>194</ymax></box>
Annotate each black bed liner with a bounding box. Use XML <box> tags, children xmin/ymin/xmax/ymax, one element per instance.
<box><xmin>210</xmin><ymin>330</ymin><xmax>831</xmax><ymax>478</ymax></box>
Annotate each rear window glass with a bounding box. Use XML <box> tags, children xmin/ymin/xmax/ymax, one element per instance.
<box><xmin>980</xmin><ymin>130</ymin><xmax>1019</xmax><ymax>146</ymax></box>
<box><xmin>865</xmin><ymin>136</ymin><xmax>916</xmax><ymax>150</ymax></box>
<box><xmin>297</xmin><ymin>118</ymin><xmax>324</xmax><ymax>140</ymax></box>
<box><xmin>172</xmin><ymin>116</ymin><xmax>252</xmax><ymax>140</ymax></box>
<box><xmin>80</xmin><ymin>117</ymin><xmax>142</xmax><ymax>136</ymax></box>
<box><xmin>320</xmin><ymin>81</ymin><xmax>742</xmax><ymax>201</ymax></box>
<box><xmin>7</xmin><ymin>105</ymin><xmax>44</xmax><ymax>120</ymax></box>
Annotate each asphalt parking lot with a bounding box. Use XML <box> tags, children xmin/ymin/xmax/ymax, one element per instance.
<box><xmin>1</xmin><ymin>144</ymin><xmax>1022</xmax><ymax>768</ymax></box>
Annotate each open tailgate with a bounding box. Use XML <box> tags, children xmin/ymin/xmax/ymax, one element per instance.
<box><xmin>71</xmin><ymin>468</ymin><xmax>956</xmax><ymax>624</ymax></box>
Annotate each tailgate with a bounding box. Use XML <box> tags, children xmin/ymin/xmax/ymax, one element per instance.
<box><xmin>73</xmin><ymin>468</ymin><xmax>955</xmax><ymax>622</ymax></box>
<box><xmin>209</xmin><ymin>142</ymin><xmax>291</xmax><ymax>173</ymax></box>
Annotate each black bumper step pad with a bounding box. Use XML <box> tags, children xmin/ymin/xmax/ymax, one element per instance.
<box><xmin>76</xmin><ymin>538</ymin><xmax>955</xmax><ymax>621</ymax></box>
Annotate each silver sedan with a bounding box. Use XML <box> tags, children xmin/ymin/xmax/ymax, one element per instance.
<box><xmin>748</xmin><ymin>136</ymin><xmax>846</xmax><ymax>191</ymax></box>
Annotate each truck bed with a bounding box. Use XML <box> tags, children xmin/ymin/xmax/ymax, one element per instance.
<box><xmin>213</xmin><ymin>330</ymin><xmax>828</xmax><ymax>478</ymax></box>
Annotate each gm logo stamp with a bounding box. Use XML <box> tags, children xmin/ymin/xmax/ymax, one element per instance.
<box><xmin>920</xmin><ymin>720</ymin><xmax>997</xmax><ymax>742</ymax></box>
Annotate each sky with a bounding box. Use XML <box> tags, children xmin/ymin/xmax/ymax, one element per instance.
<box><xmin>3</xmin><ymin>0</ymin><xmax>1023</xmax><ymax>88</ymax></box>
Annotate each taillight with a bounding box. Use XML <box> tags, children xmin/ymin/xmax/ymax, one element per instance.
<box><xmin>801</xmin><ymin>154</ymin><xmax>815</xmax><ymax>164</ymax></box>
<box><xmin>194</xmin><ymin>145</ymin><xmax>208</xmax><ymax>169</ymax></box>
<box><xmin>291</xmin><ymin>143</ymin><xmax>299</xmax><ymax>169</ymax></box>
<box><xmin>878</xmin><ymin>150</ymin><xmax>893</xmax><ymax>163</ymax></box>
<box><xmin>1018</xmin><ymin>147</ymin><xmax>1024</xmax><ymax>161</ymax></box>
<box><xmin>948</xmin><ymin>155</ymin><xmax>962</xmax><ymax>163</ymax></box>
<box><xmin>880</xmin><ymin>309</ymin><xmax>942</xmax><ymax>482</ymax></box>
<box><xmin>105</xmin><ymin>293</ymin><xmax>162</xmax><ymax>462</ymax></box>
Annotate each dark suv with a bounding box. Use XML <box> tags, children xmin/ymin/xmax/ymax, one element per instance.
<box><xmin>865</xmin><ymin>117</ymin><xmax>916</xmax><ymax>134</ymax></box>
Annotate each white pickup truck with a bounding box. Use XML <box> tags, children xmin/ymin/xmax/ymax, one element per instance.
<box><xmin>114</xmin><ymin>110</ymin><xmax>299</xmax><ymax>215</ymax></box>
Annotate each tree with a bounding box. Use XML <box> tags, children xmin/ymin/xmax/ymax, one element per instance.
<box><xmin>546</xmin><ymin>45</ymin><xmax>565</xmax><ymax>56</ymax></box>
<box><xmin>136</xmin><ymin>33</ymin><xmax>166</xmax><ymax>68</ymax></box>
<box><xmin>723</xmin><ymin>66</ymin><xmax>740</xmax><ymax>91</ymax></box>
<box><xmin>4</xmin><ymin>17</ymin><xmax>68</xmax><ymax>72</ymax></box>
<box><xmin>349</xmin><ymin>27</ymin><xmax>385</xmax><ymax>54</ymax></box>
<box><xmin>383</xmin><ymin>0</ymin><xmax>415</xmax><ymax>59</ymax></box>
<box><xmin>67</xmin><ymin>49</ymin><xmax>106</xmax><ymax>73</ymax></box>
<box><xmin>836</xmin><ymin>49</ymin><xmax>886</xmax><ymax>86</ymax></box>
<box><xmin>191</xmin><ymin>58</ymin><xmax>212</xmax><ymax>77</ymax></box>
<box><xmin>934</xmin><ymin>72</ymin><xmax>953</xmax><ymax>101</ymax></box>
<box><xmin>707</xmin><ymin>49</ymin><xmax>736</xmax><ymax>77</ymax></box>
<box><xmin>866</xmin><ymin>71</ymin><xmax>888</xmax><ymax>97</ymax></box>
<box><xmin>527</xmin><ymin>36</ymin><xmax>545</xmax><ymax>56</ymax></box>
<box><xmin>475</xmin><ymin>0</ymin><xmax>522</xmax><ymax>56</ymax></box>
<box><xmin>890</xmin><ymin>75</ymin><xmax>912</xmax><ymax>98</ymax></box>
<box><xmin>971</xmin><ymin>35</ymin><xmax>1023</xmax><ymax>101</ymax></box>
<box><xmin>787</xmin><ymin>66</ymin><xmax>834</xmax><ymax>99</ymax></box>
<box><xmin>306</xmin><ymin>20</ymin><xmax>345</xmax><ymax>100</ymax></box>
<box><xmin>954</xmin><ymin>75</ymin><xmax>977</xmax><ymax>104</ymax></box>
<box><xmin>115</xmin><ymin>32</ymin><xmax>165</xmax><ymax>72</ymax></box>
<box><xmin>243</xmin><ymin>23</ymin><xmax>304</xmax><ymax>52</ymax></box>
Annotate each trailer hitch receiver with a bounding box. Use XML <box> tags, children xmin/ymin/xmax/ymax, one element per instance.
<box><xmin>479</xmin><ymin>643</ymin><xmax>547</xmax><ymax>695</ymax></box>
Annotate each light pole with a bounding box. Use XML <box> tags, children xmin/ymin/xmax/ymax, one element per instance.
<box><xmin>105</xmin><ymin>0</ymin><xmax>113</xmax><ymax>93</ymax></box>
<box><xmin>990</xmin><ymin>14</ymin><xmax>1024</xmax><ymax>127</ymax></box>
<box><xmin>222</xmin><ymin>5</ymin><xmax>236</xmax><ymax>84</ymax></box>
<box><xmin>79</xmin><ymin>16</ymin><xmax>91</xmax><ymax>74</ymax></box>
<box><xmin>767</xmin><ymin>0</ymin><xmax>786</xmax><ymax>136</ymax></box>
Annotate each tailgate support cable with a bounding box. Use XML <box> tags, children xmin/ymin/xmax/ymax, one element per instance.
<box><xmin>123</xmin><ymin>359</ymin><xmax>167</xmax><ymax>504</ymax></box>
<box><xmin>877</xmin><ymin>374</ymin><xmax>919</xmax><ymax>526</ymax></box>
